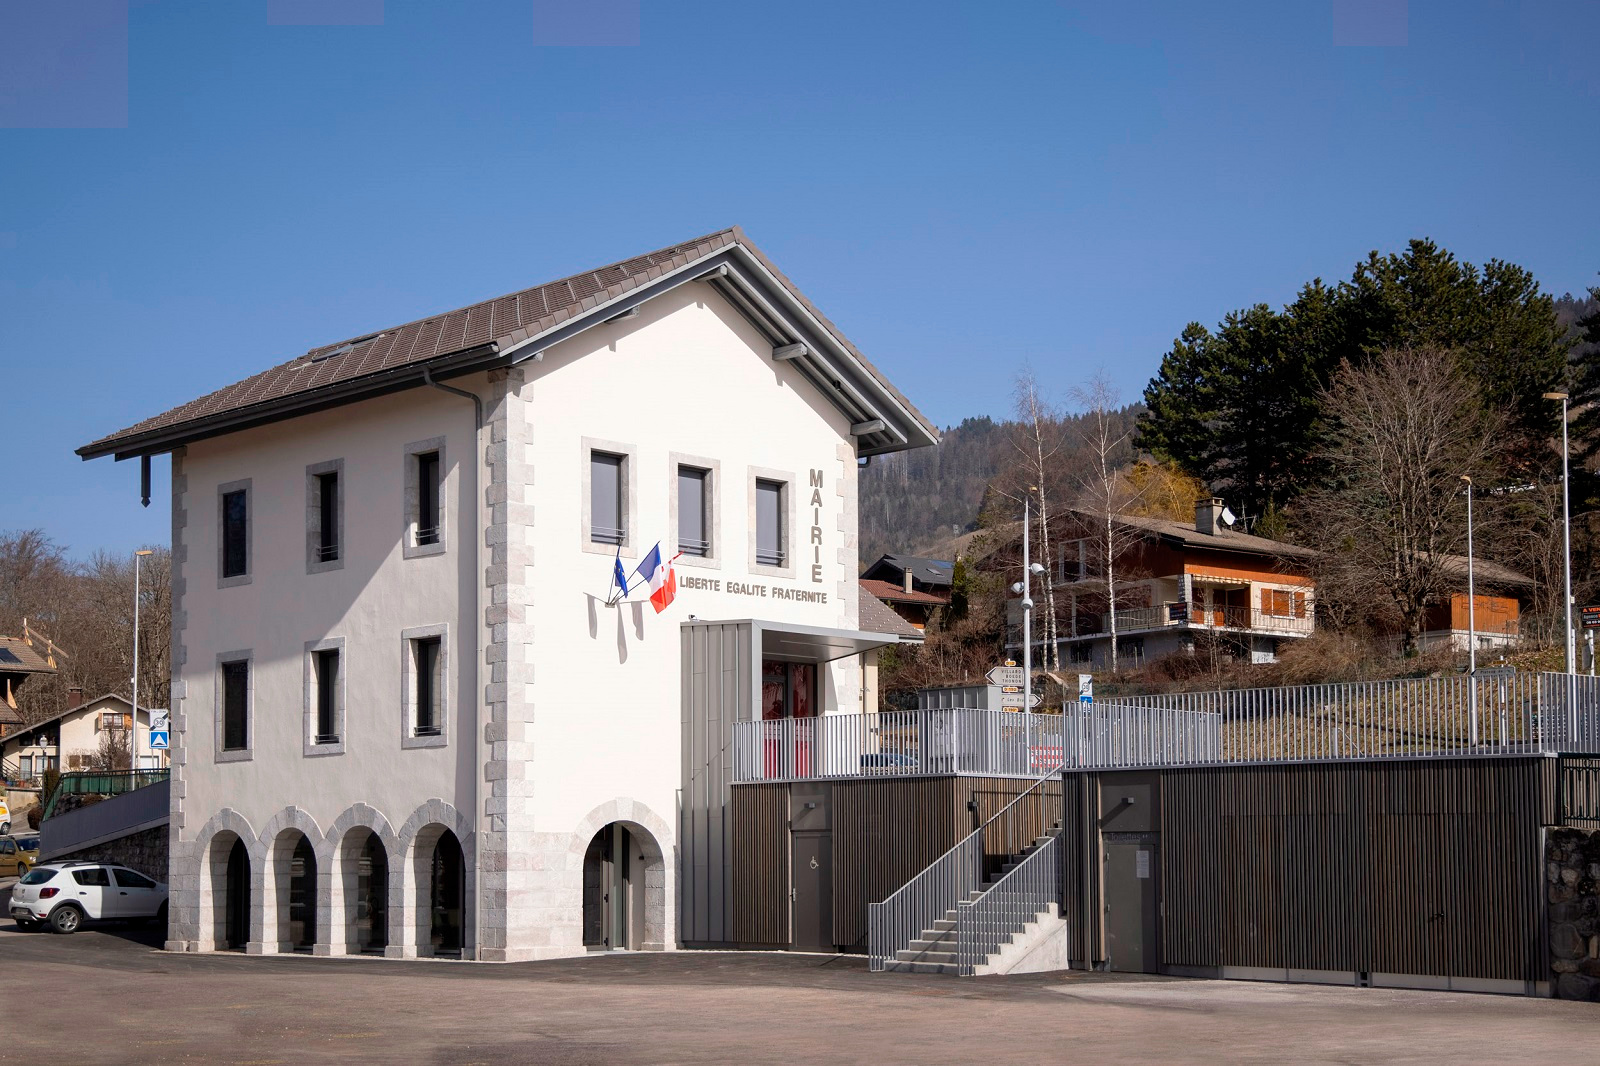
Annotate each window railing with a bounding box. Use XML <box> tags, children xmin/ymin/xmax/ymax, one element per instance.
<box><xmin>756</xmin><ymin>548</ymin><xmax>786</xmax><ymax>567</ymax></box>
<box><xmin>313</xmin><ymin>732</ymin><xmax>340</xmax><ymax>745</ymax></box>
<box><xmin>416</xmin><ymin>525</ymin><xmax>440</xmax><ymax>547</ymax></box>
<box><xmin>315</xmin><ymin>542</ymin><xmax>340</xmax><ymax>562</ymax></box>
<box><xmin>413</xmin><ymin>723</ymin><xmax>441</xmax><ymax>738</ymax></box>
<box><xmin>679</xmin><ymin>537</ymin><xmax>710</xmax><ymax>557</ymax></box>
<box><xmin>590</xmin><ymin>525</ymin><xmax>625</xmax><ymax>546</ymax></box>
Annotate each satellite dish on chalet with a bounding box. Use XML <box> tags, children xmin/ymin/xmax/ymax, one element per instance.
<box><xmin>1220</xmin><ymin>507</ymin><xmax>1237</xmax><ymax>527</ymax></box>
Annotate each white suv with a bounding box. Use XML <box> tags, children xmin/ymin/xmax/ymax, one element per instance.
<box><xmin>9</xmin><ymin>862</ymin><xmax>169</xmax><ymax>934</ymax></box>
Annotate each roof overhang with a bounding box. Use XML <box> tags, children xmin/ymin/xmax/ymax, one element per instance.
<box><xmin>79</xmin><ymin>239</ymin><xmax>938</xmax><ymax>462</ymax></box>
<box><xmin>752</xmin><ymin>619</ymin><xmax>910</xmax><ymax>664</ymax></box>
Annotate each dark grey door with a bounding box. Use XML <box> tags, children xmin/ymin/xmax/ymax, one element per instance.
<box><xmin>791</xmin><ymin>830</ymin><xmax>832</xmax><ymax>951</ymax></box>
<box><xmin>1104</xmin><ymin>834</ymin><xmax>1160</xmax><ymax>973</ymax></box>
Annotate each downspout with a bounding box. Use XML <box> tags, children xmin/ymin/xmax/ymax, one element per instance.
<box><xmin>422</xmin><ymin>366</ymin><xmax>485</xmax><ymax>961</ymax></box>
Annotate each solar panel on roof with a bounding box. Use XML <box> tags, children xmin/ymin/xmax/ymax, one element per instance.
<box><xmin>0</xmin><ymin>648</ymin><xmax>21</xmax><ymax>665</ymax></box>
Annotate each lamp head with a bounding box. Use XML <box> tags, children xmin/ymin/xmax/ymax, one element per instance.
<box><xmin>134</xmin><ymin>549</ymin><xmax>154</xmax><ymax>557</ymax></box>
<box><xmin>1028</xmin><ymin>562</ymin><xmax>1046</xmax><ymax>576</ymax></box>
<box><xmin>1544</xmin><ymin>391</ymin><xmax>1570</xmax><ymax>402</ymax></box>
<box><xmin>1010</xmin><ymin>581</ymin><xmax>1025</xmax><ymax>595</ymax></box>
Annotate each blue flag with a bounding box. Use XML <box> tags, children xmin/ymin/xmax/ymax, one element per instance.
<box><xmin>613</xmin><ymin>550</ymin><xmax>629</xmax><ymax>599</ymax></box>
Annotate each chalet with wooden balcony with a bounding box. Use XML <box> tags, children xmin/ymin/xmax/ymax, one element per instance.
<box><xmin>1043</xmin><ymin>498</ymin><xmax>1316</xmax><ymax>668</ymax></box>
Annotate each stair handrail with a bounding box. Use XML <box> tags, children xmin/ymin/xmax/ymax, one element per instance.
<box><xmin>954</xmin><ymin>831</ymin><xmax>1061</xmax><ymax>975</ymax></box>
<box><xmin>868</xmin><ymin>761</ymin><xmax>1062</xmax><ymax>971</ymax></box>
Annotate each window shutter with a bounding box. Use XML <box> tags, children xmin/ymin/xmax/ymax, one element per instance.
<box><xmin>1294</xmin><ymin>592</ymin><xmax>1307</xmax><ymax>618</ymax></box>
<box><xmin>1261</xmin><ymin>588</ymin><xmax>1271</xmax><ymax>613</ymax></box>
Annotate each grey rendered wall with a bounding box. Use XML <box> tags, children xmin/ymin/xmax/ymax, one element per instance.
<box><xmin>679</xmin><ymin>621</ymin><xmax>753</xmax><ymax>944</ymax></box>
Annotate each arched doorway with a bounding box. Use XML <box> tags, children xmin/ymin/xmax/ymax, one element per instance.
<box><xmin>223</xmin><ymin>837</ymin><xmax>250</xmax><ymax>951</ymax></box>
<box><xmin>286</xmin><ymin>835</ymin><xmax>317</xmax><ymax>952</ymax></box>
<box><xmin>348</xmin><ymin>831</ymin><xmax>388</xmax><ymax>954</ymax></box>
<box><xmin>428</xmin><ymin>830</ymin><xmax>464</xmax><ymax>957</ymax></box>
<box><xmin>583</xmin><ymin>823</ymin><xmax>654</xmax><ymax>951</ymax></box>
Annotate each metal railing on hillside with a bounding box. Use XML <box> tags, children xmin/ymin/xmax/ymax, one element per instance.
<box><xmin>868</xmin><ymin>766</ymin><xmax>1061</xmax><ymax>972</ymax></box>
<box><xmin>733</xmin><ymin>706</ymin><xmax>1222</xmax><ymax>783</ymax></box>
<box><xmin>737</xmin><ymin>672</ymin><xmax>1600</xmax><ymax>785</ymax></box>
<box><xmin>1099</xmin><ymin>671</ymin><xmax>1600</xmax><ymax>762</ymax></box>
<box><xmin>955</xmin><ymin>832</ymin><xmax>1062</xmax><ymax>975</ymax></box>
<box><xmin>41</xmin><ymin>768</ymin><xmax>170</xmax><ymax>821</ymax></box>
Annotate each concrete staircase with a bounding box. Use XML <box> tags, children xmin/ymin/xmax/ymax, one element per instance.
<box><xmin>882</xmin><ymin>824</ymin><xmax>1062</xmax><ymax>975</ymax></box>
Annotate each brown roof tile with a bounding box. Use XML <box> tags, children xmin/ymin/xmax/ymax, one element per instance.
<box><xmin>860</xmin><ymin>578</ymin><xmax>951</xmax><ymax>606</ymax></box>
<box><xmin>81</xmin><ymin>228</ymin><xmax>745</xmax><ymax>456</ymax></box>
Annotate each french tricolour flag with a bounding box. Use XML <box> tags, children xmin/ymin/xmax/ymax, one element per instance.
<box><xmin>633</xmin><ymin>543</ymin><xmax>678</xmax><ymax>614</ymax></box>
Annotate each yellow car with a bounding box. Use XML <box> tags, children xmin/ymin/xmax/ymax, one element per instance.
<box><xmin>0</xmin><ymin>833</ymin><xmax>40</xmax><ymax>879</ymax></box>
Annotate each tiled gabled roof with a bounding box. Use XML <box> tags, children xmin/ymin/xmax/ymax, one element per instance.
<box><xmin>81</xmin><ymin>229</ymin><xmax>741</xmax><ymax>457</ymax></box>
<box><xmin>79</xmin><ymin>227</ymin><xmax>938</xmax><ymax>461</ymax></box>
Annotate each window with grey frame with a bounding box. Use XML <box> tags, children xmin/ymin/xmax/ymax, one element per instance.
<box><xmin>314</xmin><ymin>647</ymin><xmax>340</xmax><ymax>744</ymax></box>
<box><xmin>411</xmin><ymin>635</ymin><xmax>443</xmax><ymax>737</ymax></box>
<box><xmin>755</xmin><ymin>478</ymin><xmax>786</xmax><ymax>567</ymax></box>
<box><xmin>222</xmin><ymin>659</ymin><xmax>249</xmax><ymax>751</ymax></box>
<box><xmin>415</xmin><ymin>450</ymin><xmax>441</xmax><ymax>547</ymax></box>
<box><xmin>590</xmin><ymin>451</ymin><xmax>625</xmax><ymax>546</ymax></box>
<box><xmin>677</xmin><ymin>465</ymin><xmax>710</xmax><ymax>557</ymax></box>
<box><xmin>314</xmin><ymin>470</ymin><xmax>340</xmax><ymax>562</ymax></box>
<box><xmin>221</xmin><ymin>489</ymin><xmax>248</xmax><ymax>578</ymax></box>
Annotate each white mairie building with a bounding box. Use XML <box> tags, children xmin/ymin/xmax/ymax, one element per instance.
<box><xmin>78</xmin><ymin>229</ymin><xmax>935</xmax><ymax>960</ymax></box>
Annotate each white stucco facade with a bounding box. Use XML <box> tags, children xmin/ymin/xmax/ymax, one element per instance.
<box><xmin>159</xmin><ymin>267</ymin><xmax>910</xmax><ymax>961</ymax></box>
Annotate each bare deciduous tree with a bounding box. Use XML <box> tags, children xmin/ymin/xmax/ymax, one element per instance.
<box><xmin>1296</xmin><ymin>348</ymin><xmax>1503</xmax><ymax>653</ymax></box>
<box><xmin>1068</xmin><ymin>374</ymin><xmax>1149</xmax><ymax>672</ymax></box>
<box><xmin>0</xmin><ymin>531</ymin><xmax>171</xmax><ymax>722</ymax></box>
<box><xmin>998</xmin><ymin>370</ymin><xmax>1065</xmax><ymax>671</ymax></box>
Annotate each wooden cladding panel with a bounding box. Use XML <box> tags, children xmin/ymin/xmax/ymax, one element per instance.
<box><xmin>832</xmin><ymin>776</ymin><xmax>1058</xmax><ymax>949</ymax></box>
<box><xmin>730</xmin><ymin>775</ymin><xmax>1060</xmax><ymax>951</ymax></box>
<box><xmin>730</xmin><ymin>782</ymin><xmax>789</xmax><ymax>946</ymax></box>
<box><xmin>1151</xmin><ymin>759</ymin><xmax>1547</xmax><ymax>982</ymax></box>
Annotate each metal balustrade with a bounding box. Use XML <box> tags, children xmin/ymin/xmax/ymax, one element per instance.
<box><xmin>868</xmin><ymin>766</ymin><xmax>1060</xmax><ymax>972</ymax></box>
<box><xmin>954</xmin><ymin>832</ymin><xmax>1061</xmax><ymax>975</ymax></box>
<box><xmin>734</xmin><ymin>672</ymin><xmax>1600</xmax><ymax>785</ymax></box>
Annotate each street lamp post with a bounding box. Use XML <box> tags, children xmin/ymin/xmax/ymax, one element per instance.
<box><xmin>1461</xmin><ymin>475</ymin><xmax>1476</xmax><ymax>677</ymax></box>
<box><xmin>1011</xmin><ymin>494</ymin><xmax>1047</xmax><ymax>761</ymax></box>
<box><xmin>1462</xmin><ymin>475</ymin><xmax>1478</xmax><ymax>747</ymax></box>
<box><xmin>132</xmin><ymin>548</ymin><xmax>154</xmax><ymax>774</ymax></box>
<box><xmin>1544</xmin><ymin>392</ymin><xmax>1575</xmax><ymax>674</ymax></box>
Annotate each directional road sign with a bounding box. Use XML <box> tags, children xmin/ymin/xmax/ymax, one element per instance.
<box><xmin>1000</xmin><ymin>691</ymin><xmax>1043</xmax><ymax>709</ymax></box>
<box><xmin>986</xmin><ymin>665</ymin><xmax>1025</xmax><ymax>687</ymax></box>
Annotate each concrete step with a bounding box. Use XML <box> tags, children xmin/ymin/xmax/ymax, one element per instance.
<box><xmin>895</xmin><ymin>948</ymin><xmax>956</xmax><ymax>965</ymax></box>
<box><xmin>882</xmin><ymin>959</ymin><xmax>962</xmax><ymax>975</ymax></box>
<box><xmin>908</xmin><ymin>932</ymin><xmax>955</xmax><ymax>951</ymax></box>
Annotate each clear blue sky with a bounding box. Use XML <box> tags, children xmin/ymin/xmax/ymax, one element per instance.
<box><xmin>4</xmin><ymin>0</ymin><xmax>1598</xmax><ymax>558</ymax></box>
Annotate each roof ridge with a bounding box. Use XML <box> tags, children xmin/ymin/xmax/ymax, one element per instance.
<box><xmin>298</xmin><ymin>226</ymin><xmax>740</xmax><ymax>359</ymax></box>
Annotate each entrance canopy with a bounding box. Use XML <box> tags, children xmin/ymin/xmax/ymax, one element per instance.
<box><xmin>755</xmin><ymin>619</ymin><xmax>906</xmax><ymax>664</ymax></box>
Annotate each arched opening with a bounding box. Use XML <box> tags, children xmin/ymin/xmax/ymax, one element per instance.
<box><xmin>267</xmin><ymin>829</ymin><xmax>318</xmax><ymax>953</ymax></box>
<box><xmin>428</xmin><ymin>830</ymin><xmax>464</xmax><ymax>957</ymax></box>
<box><xmin>344</xmin><ymin>830</ymin><xmax>389</xmax><ymax>955</ymax></box>
<box><xmin>223</xmin><ymin>837</ymin><xmax>250</xmax><ymax>951</ymax></box>
<box><xmin>287</xmin><ymin>835</ymin><xmax>317</xmax><ymax>952</ymax></box>
<box><xmin>582</xmin><ymin>822</ymin><xmax>665</xmax><ymax>951</ymax></box>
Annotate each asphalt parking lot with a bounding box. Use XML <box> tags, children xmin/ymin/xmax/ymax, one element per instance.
<box><xmin>2</xmin><ymin>882</ymin><xmax>1595</xmax><ymax>1065</ymax></box>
